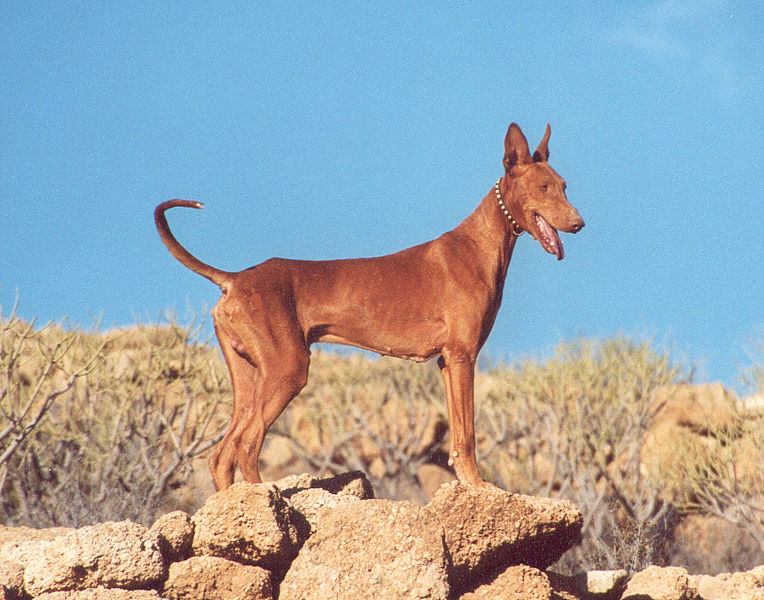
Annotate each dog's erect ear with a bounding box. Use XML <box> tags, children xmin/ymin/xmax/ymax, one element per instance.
<box><xmin>503</xmin><ymin>123</ymin><xmax>532</xmax><ymax>172</ymax></box>
<box><xmin>532</xmin><ymin>123</ymin><xmax>551</xmax><ymax>163</ymax></box>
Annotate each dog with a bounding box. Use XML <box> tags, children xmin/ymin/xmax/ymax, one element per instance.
<box><xmin>155</xmin><ymin>123</ymin><xmax>584</xmax><ymax>490</ymax></box>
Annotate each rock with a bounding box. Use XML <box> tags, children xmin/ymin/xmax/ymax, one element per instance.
<box><xmin>1</xmin><ymin>524</ymin><xmax>74</xmax><ymax>598</ymax></box>
<box><xmin>1</xmin><ymin>539</ymin><xmax>50</xmax><ymax>569</ymax></box>
<box><xmin>33</xmin><ymin>589</ymin><xmax>162</xmax><ymax>599</ymax></box>
<box><xmin>649</xmin><ymin>384</ymin><xmax>738</xmax><ymax>434</ymax></box>
<box><xmin>460</xmin><ymin>565</ymin><xmax>552</xmax><ymax>599</ymax></box>
<box><xmin>642</xmin><ymin>384</ymin><xmax>744</xmax><ymax>502</ymax></box>
<box><xmin>162</xmin><ymin>556</ymin><xmax>272</xmax><ymax>600</ymax></box>
<box><xmin>691</xmin><ymin>569</ymin><xmax>764</xmax><ymax>600</ymax></box>
<box><xmin>270</xmin><ymin>472</ymin><xmax>318</xmax><ymax>493</ymax></box>
<box><xmin>326</xmin><ymin>471</ymin><xmax>375</xmax><ymax>499</ymax></box>
<box><xmin>273</xmin><ymin>470</ymin><xmax>375</xmax><ymax>500</ymax></box>
<box><xmin>279</xmin><ymin>499</ymin><xmax>450</xmax><ymax>600</ymax></box>
<box><xmin>22</xmin><ymin>521</ymin><xmax>165</xmax><ymax>597</ymax></box>
<box><xmin>149</xmin><ymin>510</ymin><xmax>194</xmax><ymax>563</ymax></box>
<box><xmin>548</xmin><ymin>569</ymin><xmax>628</xmax><ymax>600</ymax></box>
<box><xmin>1</xmin><ymin>559</ymin><xmax>24</xmax><ymax>600</ymax></box>
<box><xmin>668</xmin><ymin>513</ymin><xmax>762</xmax><ymax>575</ymax></box>
<box><xmin>585</xmin><ymin>569</ymin><xmax>629</xmax><ymax>598</ymax></box>
<box><xmin>284</xmin><ymin>487</ymin><xmax>362</xmax><ymax>534</ymax></box>
<box><xmin>271</xmin><ymin>471</ymin><xmax>375</xmax><ymax>534</ymax></box>
<box><xmin>750</xmin><ymin>565</ymin><xmax>764</xmax><ymax>585</ymax></box>
<box><xmin>191</xmin><ymin>482</ymin><xmax>306</xmax><ymax>574</ymax></box>
<box><xmin>425</xmin><ymin>482</ymin><xmax>582</xmax><ymax>592</ymax></box>
<box><xmin>0</xmin><ymin>524</ymin><xmax>73</xmax><ymax>548</ymax></box>
<box><xmin>623</xmin><ymin>566</ymin><xmax>700</xmax><ymax>600</ymax></box>
<box><xmin>1</xmin><ymin>536</ymin><xmax>51</xmax><ymax>599</ymax></box>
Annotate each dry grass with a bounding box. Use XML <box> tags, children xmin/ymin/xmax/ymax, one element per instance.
<box><xmin>1</xmin><ymin>305</ymin><xmax>230</xmax><ymax>526</ymax></box>
<box><xmin>1</xmin><ymin>305</ymin><xmax>761</xmax><ymax>573</ymax></box>
<box><xmin>476</xmin><ymin>338</ymin><xmax>687</xmax><ymax>572</ymax></box>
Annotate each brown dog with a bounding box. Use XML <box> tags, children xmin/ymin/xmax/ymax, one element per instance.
<box><xmin>155</xmin><ymin>123</ymin><xmax>584</xmax><ymax>490</ymax></box>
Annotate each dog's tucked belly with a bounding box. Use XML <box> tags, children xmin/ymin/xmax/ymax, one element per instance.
<box><xmin>308</xmin><ymin>318</ymin><xmax>446</xmax><ymax>362</ymax></box>
<box><xmin>315</xmin><ymin>332</ymin><xmax>442</xmax><ymax>362</ymax></box>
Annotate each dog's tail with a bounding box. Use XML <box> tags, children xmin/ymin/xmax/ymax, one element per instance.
<box><xmin>154</xmin><ymin>200</ymin><xmax>232</xmax><ymax>287</ymax></box>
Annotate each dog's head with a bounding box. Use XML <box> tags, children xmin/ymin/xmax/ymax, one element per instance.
<box><xmin>501</xmin><ymin>123</ymin><xmax>584</xmax><ymax>260</ymax></box>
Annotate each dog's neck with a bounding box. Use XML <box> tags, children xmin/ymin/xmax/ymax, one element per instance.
<box><xmin>494</xmin><ymin>178</ymin><xmax>524</xmax><ymax>236</ymax></box>
<box><xmin>458</xmin><ymin>176</ymin><xmax>522</xmax><ymax>243</ymax></box>
<box><xmin>450</xmin><ymin>179</ymin><xmax>521</xmax><ymax>287</ymax></box>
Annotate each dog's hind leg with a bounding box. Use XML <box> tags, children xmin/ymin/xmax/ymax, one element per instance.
<box><xmin>208</xmin><ymin>318</ymin><xmax>258</xmax><ymax>490</ymax></box>
<box><xmin>211</xmin><ymin>292</ymin><xmax>310</xmax><ymax>485</ymax></box>
<box><xmin>235</xmin><ymin>342</ymin><xmax>310</xmax><ymax>483</ymax></box>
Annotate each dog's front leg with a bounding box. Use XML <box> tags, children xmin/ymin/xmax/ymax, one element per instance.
<box><xmin>438</xmin><ymin>352</ymin><xmax>485</xmax><ymax>487</ymax></box>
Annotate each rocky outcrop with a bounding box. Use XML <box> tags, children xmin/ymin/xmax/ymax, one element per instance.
<box><xmin>162</xmin><ymin>556</ymin><xmax>272</xmax><ymax>600</ymax></box>
<box><xmin>22</xmin><ymin>521</ymin><xmax>165</xmax><ymax>597</ymax></box>
<box><xmin>279</xmin><ymin>499</ymin><xmax>450</xmax><ymax>600</ymax></box>
<box><xmin>33</xmin><ymin>590</ymin><xmax>161</xmax><ymax>599</ymax></box>
<box><xmin>1</xmin><ymin>472</ymin><xmax>762</xmax><ymax>600</ymax></box>
<box><xmin>191</xmin><ymin>482</ymin><xmax>307</xmax><ymax>576</ymax></box>
<box><xmin>149</xmin><ymin>511</ymin><xmax>194</xmax><ymax>564</ymax></box>
<box><xmin>272</xmin><ymin>471</ymin><xmax>375</xmax><ymax>535</ymax></box>
<box><xmin>641</xmin><ymin>383</ymin><xmax>758</xmax><ymax>501</ymax></box>
<box><xmin>426</xmin><ymin>482</ymin><xmax>583</xmax><ymax>593</ymax></box>
<box><xmin>691</xmin><ymin>565</ymin><xmax>764</xmax><ymax>600</ymax></box>
<box><xmin>460</xmin><ymin>565</ymin><xmax>552</xmax><ymax>599</ymax></box>
<box><xmin>622</xmin><ymin>566</ymin><xmax>700</xmax><ymax>600</ymax></box>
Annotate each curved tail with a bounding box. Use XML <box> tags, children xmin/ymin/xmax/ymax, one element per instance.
<box><xmin>154</xmin><ymin>200</ymin><xmax>232</xmax><ymax>287</ymax></box>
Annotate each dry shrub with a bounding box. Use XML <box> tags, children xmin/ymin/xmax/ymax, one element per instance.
<box><xmin>0</xmin><ymin>305</ymin><xmax>229</xmax><ymax>526</ymax></box>
<box><xmin>478</xmin><ymin>337</ymin><xmax>687</xmax><ymax>573</ymax></box>
<box><xmin>658</xmin><ymin>408</ymin><xmax>763</xmax><ymax>545</ymax></box>
<box><xmin>654</xmin><ymin>335</ymin><xmax>764</xmax><ymax>572</ymax></box>
<box><xmin>740</xmin><ymin>332</ymin><xmax>764</xmax><ymax>399</ymax></box>
<box><xmin>270</xmin><ymin>351</ymin><xmax>448</xmax><ymax>503</ymax></box>
<box><xmin>3</xmin><ymin>302</ymin><xmax>761</xmax><ymax>574</ymax></box>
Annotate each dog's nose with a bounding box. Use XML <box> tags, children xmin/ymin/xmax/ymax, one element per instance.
<box><xmin>570</xmin><ymin>218</ymin><xmax>585</xmax><ymax>233</ymax></box>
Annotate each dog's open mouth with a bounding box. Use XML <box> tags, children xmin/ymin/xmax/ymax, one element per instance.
<box><xmin>533</xmin><ymin>213</ymin><xmax>564</xmax><ymax>260</ymax></box>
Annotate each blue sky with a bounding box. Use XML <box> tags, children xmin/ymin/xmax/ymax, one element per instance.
<box><xmin>1</xmin><ymin>2</ymin><xmax>762</xmax><ymax>390</ymax></box>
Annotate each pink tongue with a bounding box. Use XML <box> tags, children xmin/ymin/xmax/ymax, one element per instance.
<box><xmin>535</xmin><ymin>214</ymin><xmax>564</xmax><ymax>260</ymax></box>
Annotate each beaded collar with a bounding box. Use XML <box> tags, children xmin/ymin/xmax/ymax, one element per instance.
<box><xmin>494</xmin><ymin>179</ymin><xmax>524</xmax><ymax>236</ymax></box>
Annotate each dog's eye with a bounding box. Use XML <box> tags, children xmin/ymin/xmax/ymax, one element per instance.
<box><xmin>540</xmin><ymin>184</ymin><xmax>548</xmax><ymax>192</ymax></box>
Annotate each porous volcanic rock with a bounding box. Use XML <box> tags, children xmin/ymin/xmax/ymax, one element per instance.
<box><xmin>33</xmin><ymin>589</ymin><xmax>162</xmax><ymax>599</ymax></box>
<box><xmin>149</xmin><ymin>510</ymin><xmax>194</xmax><ymax>563</ymax></box>
<box><xmin>1</xmin><ymin>527</ymin><xmax>70</xmax><ymax>599</ymax></box>
<box><xmin>191</xmin><ymin>482</ymin><xmax>307</xmax><ymax>574</ymax></box>
<box><xmin>273</xmin><ymin>470</ymin><xmax>375</xmax><ymax>500</ymax></box>
<box><xmin>0</xmin><ymin>524</ymin><xmax>73</xmax><ymax>548</ymax></box>
<box><xmin>273</xmin><ymin>470</ymin><xmax>374</xmax><ymax>534</ymax></box>
<box><xmin>460</xmin><ymin>565</ymin><xmax>553</xmax><ymax>599</ymax></box>
<box><xmin>22</xmin><ymin>521</ymin><xmax>165</xmax><ymax>596</ymax></box>
<box><xmin>0</xmin><ymin>558</ymin><xmax>25</xmax><ymax>600</ymax></box>
<box><xmin>548</xmin><ymin>569</ymin><xmax>629</xmax><ymax>600</ymax></box>
<box><xmin>622</xmin><ymin>565</ymin><xmax>700</xmax><ymax>600</ymax></box>
<box><xmin>425</xmin><ymin>482</ymin><xmax>582</xmax><ymax>592</ymax></box>
<box><xmin>282</xmin><ymin>487</ymin><xmax>362</xmax><ymax>534</ymax></box>
<box><xmin>162</xmin><ymin>556</ymin><xmax>272</xmax><ymax>600</ymax></box>
<box><xmin>582</xmin><ymin>569</ymin><xmax>629</xmax><ymax>599</ymax></box>
<box><xmin>279</xmin><ymin>498</ymin><xmax>450</xmax><ymax>600</ymax></box>
<box><xmin>691</xmin><ymin>567</ymin><xmax>764</xmax><ymax>600</ymax></box>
